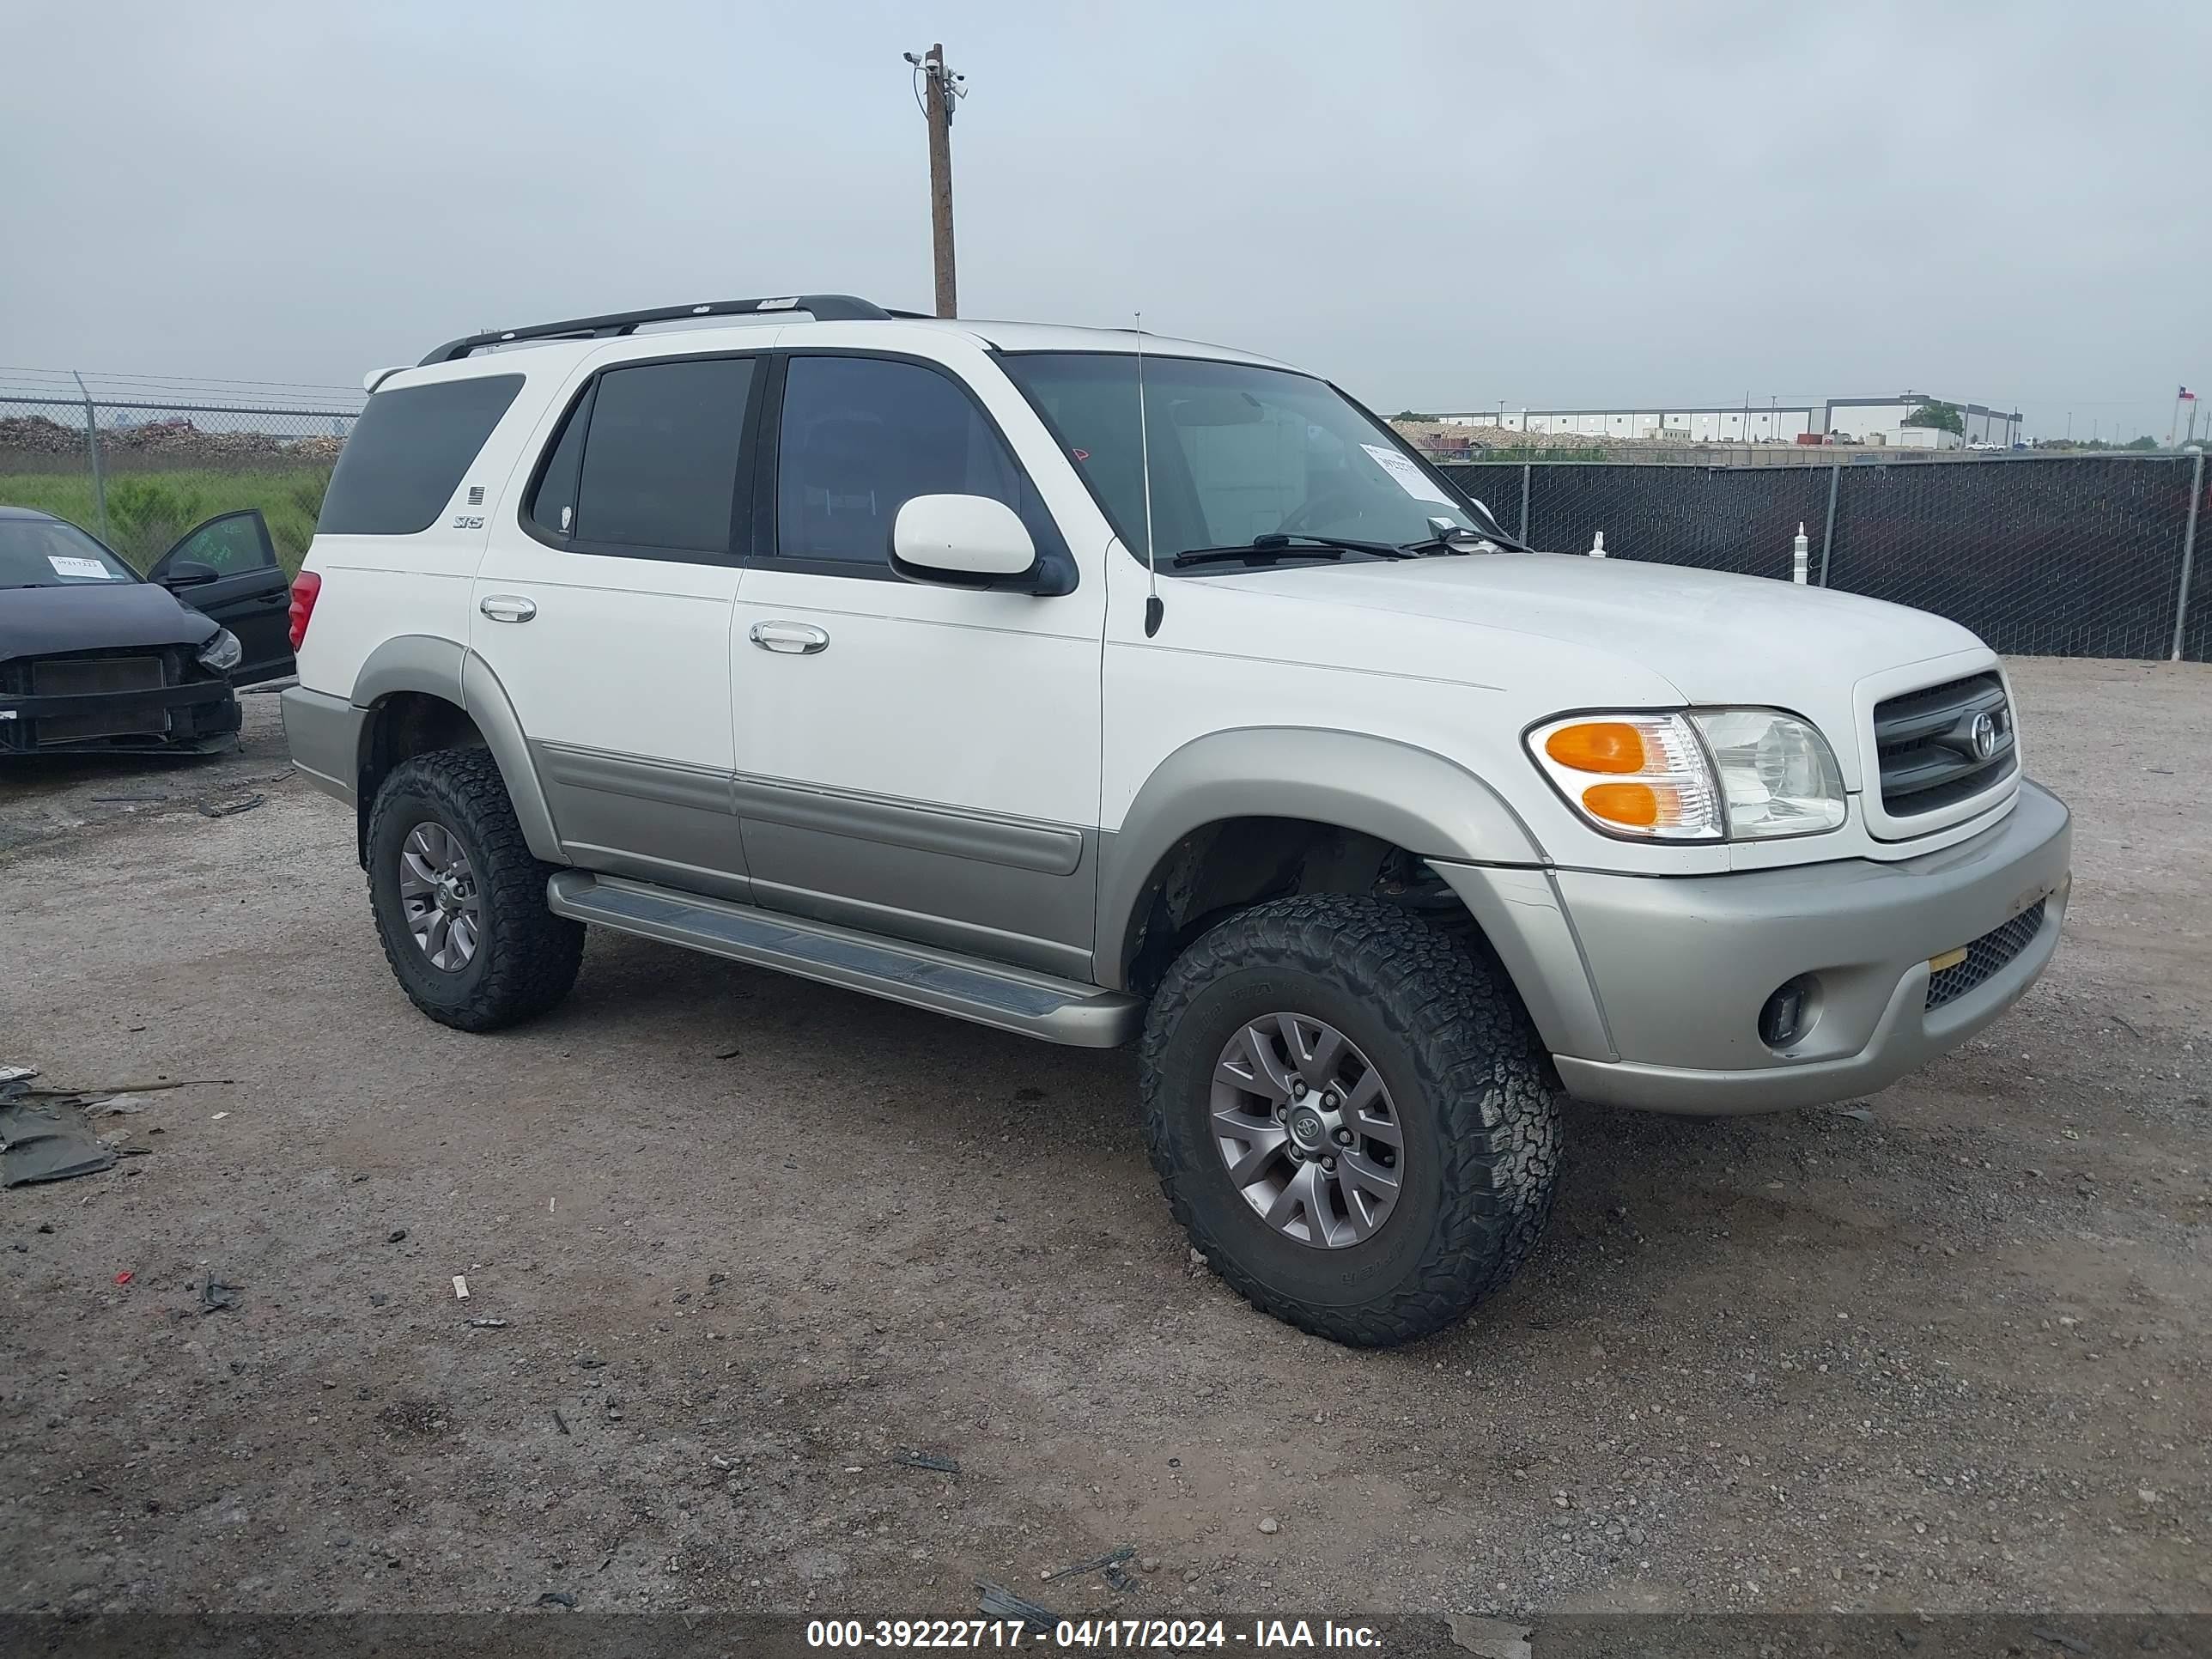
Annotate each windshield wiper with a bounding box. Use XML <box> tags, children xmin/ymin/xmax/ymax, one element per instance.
<box><xmin>1397</xmin><ymin>515</ymin><xmax>1528</xmax><ymax>556</ymax></box>
<box><xmin>1171</xmin><ymin>533</ymin><xmax>1410</xmax><ymax>569</ymax></box>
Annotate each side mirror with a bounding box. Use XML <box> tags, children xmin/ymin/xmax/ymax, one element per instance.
<box><xmin>891</xmin><ymin>495</ymin><xmax>1066</xmax><ymax>594</ymax></box>
<box><xmin>160</xmin><ymin>561</ymin><xmax>220</xmax><ymax>588</ymax></box>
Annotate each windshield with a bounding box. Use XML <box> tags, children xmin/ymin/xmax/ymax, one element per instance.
<box><xmin>0</xmin><ymin>518</ymin><xmax>138</xmax><ymax>587</ymax></box>
<box><xmin>1000</xmin><ymin>353</ymin><xmax>1493</xmax><ymax>565</ymax></box>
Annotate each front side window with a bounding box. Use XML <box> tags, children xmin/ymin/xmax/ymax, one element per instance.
<box><xmin>1000</xmin><ymin>354</ymin><xmax>1482</xmax><ymax>565</ymax></box>
<box><xmin>164</xmin><ymin>511</ymin><xmax>276</xmax><ymax>575</ymax></box>
<box><xmin>775</xmin><ymin>356</ymin><xmax>1042</xmax><ymax>567</ymax></box>
<box><xmin>0</xmin><ymin>518</ymin><xmax>137</xmax><ymax>586</ymax></box>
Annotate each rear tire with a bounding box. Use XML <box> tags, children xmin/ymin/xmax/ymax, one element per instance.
<box><xmin>366</xmin><ymin>748</ymin><xmax>583</xmax><ymax>1032</ymax></box>
<box><xmin>1139</xmin><ymin>895</ymin><xmax>1561</xmax><ymax>1346</ymax></box>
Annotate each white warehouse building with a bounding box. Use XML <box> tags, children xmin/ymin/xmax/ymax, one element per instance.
<box><xmin>1432</xmin><ymin>392</ymin><xmax>2021</xmax><ymax>447</ymax></box>
<box><xmin>1821</xmin><ymin>395</ymin><xmax>2021</xmax><ymax>447</ymax></box>
<box><xmin>1435</xmin><ymin>405</ymin><xmax>1816</xmax><ymax>443</ymax></box>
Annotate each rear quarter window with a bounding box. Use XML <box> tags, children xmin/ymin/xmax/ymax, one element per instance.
<box><xmin>317</xmin><ymin>374</ymin><xmax>525</xmax><ymax>536</ymax></box>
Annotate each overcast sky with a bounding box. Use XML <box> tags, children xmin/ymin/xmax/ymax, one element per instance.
<box><xmin>6</xmin><ymin>2</ymin><xmax>2205</xmax><ymax>441</ymax></box>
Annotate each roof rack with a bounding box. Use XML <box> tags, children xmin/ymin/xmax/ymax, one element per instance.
<box><xmin>418</xmin><ymin>295</ymin><xmax>897</xmax><ymax>366</ymax></box>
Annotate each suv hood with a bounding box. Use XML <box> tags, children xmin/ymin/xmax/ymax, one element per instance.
<box><xmin>1230</xmin><ymin>550</ymin><xmax>1982</xmax><ymax>698</ymax></box>
<box><xmin>1222</xmin><ymin>551</ymin><xmax>1993</xmax><ymax>792</ymax></box>
<box><xmin>0</xmin><ymin>581</ymin><xmax>216</xmax><ymax>665</ymax></box>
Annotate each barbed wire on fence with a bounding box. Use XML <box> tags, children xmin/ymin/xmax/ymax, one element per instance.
<box><xmin>1</xmin><ymin>377</ymin><xmax>362</xmax><ymax>570</ymax></box>
<box><xmin>1</xmin><ymin>368</ymin><xmax>2203</xmax><ymax>659</ymax></box>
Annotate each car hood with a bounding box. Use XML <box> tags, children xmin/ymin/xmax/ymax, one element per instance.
<box><xmin>0</xmin><ymin>581</ymin><xmax>216</xmax><ymax>665</ymax></box>
<box><xmin>1227</xmin><ymin>550</ymin><xmax>1983</xmax><ymax>696</ymax></box>
<box><xmin>1216</xmin><ymin>551</ymin><xmax>1993</xmax><ymax>792</ymax></box>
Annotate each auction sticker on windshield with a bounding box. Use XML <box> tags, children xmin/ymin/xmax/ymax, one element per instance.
<box><xmin>1359</xmin><ymin>443</ymin><xmax>1456</xmax><ymax>507</ymax></box>
<box><xmin>48</xmin><ymin>556</ymin><xmax>118</xmax><ymax>580</ymax></box>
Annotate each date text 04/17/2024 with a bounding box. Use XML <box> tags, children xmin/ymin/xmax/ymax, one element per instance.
<box><xmin>804</xmin><ymin>1620</ymin><xmax>1383</xmax><ymax>1650</ymax></box>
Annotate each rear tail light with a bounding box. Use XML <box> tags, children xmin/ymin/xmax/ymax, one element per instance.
<box><xmin>288</xmin><ymin>569</ymin><xmax>322</xmax><ymax>652</ymax></box>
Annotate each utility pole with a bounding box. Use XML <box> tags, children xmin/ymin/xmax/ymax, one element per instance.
<box><xmin>905</xmin><ymin>44</ymin><xmax>964</xmax><ymax>318</ymax></box>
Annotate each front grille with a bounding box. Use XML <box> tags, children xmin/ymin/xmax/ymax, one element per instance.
<box><xmin>30</xmin><ymin>655</ymin><xmax>163</xmax><ymax>696</ymax></box>
<box><xmin>1873</xmin><ymin>672</ymin><xmax>2017</xmax><ymax>817</ymax></box>
<box><xmin>1925</xmin><ymin>899</ymin><xmax>2045</xmax><ymax>1011</ymax></box>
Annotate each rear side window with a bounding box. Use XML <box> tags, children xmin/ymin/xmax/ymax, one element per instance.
<box><xmin>525</xmin><ymin>358</ymin><xmax>757</xmax><ymax>558</ymax></box>
<box><xmin>318</xmin><ymin>374</ymin><xmax>523</xmax><ymax>536</ymax></box>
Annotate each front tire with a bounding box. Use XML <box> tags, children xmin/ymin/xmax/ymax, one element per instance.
<box><xmin>365</xmin><ymin>748</ymin><xmax>584</xmax><ymax>1032</ymax></box>
<box><xmin>1139</xmin><ymin>896</ymin><xmax>1561</xmax><ymax>1346</ymax></box>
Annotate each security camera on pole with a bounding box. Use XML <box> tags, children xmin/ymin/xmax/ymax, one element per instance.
<box><xmin>903</xmin><ymin>44</ymin><xmax>967</xmax><ymax>319</ymax></box>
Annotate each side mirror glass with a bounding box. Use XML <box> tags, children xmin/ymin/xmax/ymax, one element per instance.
<box><xmin>890</xmin><ymin>494</ymin><xmax>1038</xmax><ymax>587</ymax></box>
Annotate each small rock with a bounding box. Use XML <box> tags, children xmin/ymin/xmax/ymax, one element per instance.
<box><xmin>1258</xmin><ymin>1516</ymin><xmax>1281</xmax><ymax>1534</ymax></box>
<box><xmin>386</xmin><ymin>1229</ymin><xmax>408</xmax><ymax>1244</ymax></box>
<box><xmin>1139</xmin><ymin>1557</ymin><xmax>1160</xmax><ymax>1574</ymax></box>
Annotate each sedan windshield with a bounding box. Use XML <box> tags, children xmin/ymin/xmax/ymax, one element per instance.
<box><xmin>0</xmin><ymin>519</ymin><xmax>137</xmax><ymax>587</ymax></box>
<box><xmin>1000</xmin><ymin>352</ymin><xmax>1502</xmax><ymax>566</ymax></box>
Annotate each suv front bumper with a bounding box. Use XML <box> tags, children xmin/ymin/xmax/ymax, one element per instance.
<box><xmin>1434</xmin><ymin>781</ymin><xmax>2071</xmax><ymax>1114</ymax></box>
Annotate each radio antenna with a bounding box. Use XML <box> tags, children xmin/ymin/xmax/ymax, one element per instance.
<box><xmin>1135</xmin><ymin>312</ymin><xmax>1163</xmax><ymax>638</ymax></box>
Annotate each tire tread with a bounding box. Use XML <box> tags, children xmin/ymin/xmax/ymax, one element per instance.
<box><xmin>366</xmin><ymin>747</ymin><xmax>583</xmax><ymax>1032</ymax></box>
<box><xmin>1139</xmin><ymin>895</ymin><xmax>1560</xmax><ymax>1346</ymax></box>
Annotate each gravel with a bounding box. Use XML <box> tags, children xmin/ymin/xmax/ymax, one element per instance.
<box><xmin>0</xmin><ymin>658</ymin><xmax>2206</xmax><ymax>1617</ymax></box>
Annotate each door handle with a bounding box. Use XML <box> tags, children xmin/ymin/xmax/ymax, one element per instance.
<box><xmin>479</xmin><ymin>594</ymin><xmax>538</xmax><ymax>623</ymax></box>
<box><xmin>749</xmin><ymin>620</ymin><xmax>830</xmax><ymax>655</ymax></box>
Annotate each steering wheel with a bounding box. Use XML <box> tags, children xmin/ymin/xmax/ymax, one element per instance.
<box><xmin>1275</xmin><ymin>490</ymin><xmax>1365</xmax><ymax>538</ymax></box>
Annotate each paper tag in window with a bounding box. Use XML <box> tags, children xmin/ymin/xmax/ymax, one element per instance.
<box><xmin>1360</xmin><ymin>443</ymin><xmax>1456</xmax><ymax>507</ymax></box>
<box><xmin>49</xmin><ymin>555</ymin><xmax>115</xmax><ymax>580</ymax></box>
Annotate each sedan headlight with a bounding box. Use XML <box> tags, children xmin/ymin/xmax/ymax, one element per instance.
<box><xmin>1528</xmin><ymin>709</ymin><xmax>1845</xmax><ymax>842</ymax></box>
<box><xmin>196</xmin><ymin>627</ymin><xmax>242</xmax><ymax>675</ymax></box>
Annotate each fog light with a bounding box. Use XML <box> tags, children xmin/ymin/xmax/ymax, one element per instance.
<box><xmin>1759</xmin><ymin>975</ymin><xmax>1817</xmax><ymax>1048</ymax></box>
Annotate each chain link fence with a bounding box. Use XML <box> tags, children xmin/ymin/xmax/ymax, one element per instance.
<box><xmin>0</xmin><ymin>373</ymin><xmax>362</xmax><ymax>574</ymax></box>
<box><xmin>4</xmin><ymin>372</ymin><xmax>2204</xmax><ymax>659</ymax></box>
<box><xmin>1443</xmin><ymin>452</ymin><xmax>2210</xmax><ymax>662</ymax></box>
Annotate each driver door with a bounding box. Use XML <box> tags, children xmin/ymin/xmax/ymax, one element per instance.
<box><xmin>147</xmin><ymin>509</ymin><xmax>295</xmax><ymax>683</ymax></box>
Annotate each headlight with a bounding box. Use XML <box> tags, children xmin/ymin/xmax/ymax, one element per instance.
<box><xmin>196</xmin><ymin>627</ymin><xmax>242</xmax><ymax>674</ymax></box>
<box><xmin>1528</xmin><ymin>709</ymin><xmax>1844</xmax><ymax>842</ymax></box>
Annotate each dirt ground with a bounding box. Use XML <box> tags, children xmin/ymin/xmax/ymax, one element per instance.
<box><xmin>2</xmin><ymin>657</ymin><xmax>2206</xmax><ymax>1623</ymax></box>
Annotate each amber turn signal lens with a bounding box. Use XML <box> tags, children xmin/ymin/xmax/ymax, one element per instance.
<box><xmin>1581</xmin><ymin>781</ymin><xmax>1666</xmax><ymax>827</ymax></box>
<box><xmin>1544</xmin><ymin>721</ymin><xmax>1648</xmax><ymax>775</ymax></box>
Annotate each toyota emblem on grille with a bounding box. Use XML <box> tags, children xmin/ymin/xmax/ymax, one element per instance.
<box><xmin>1970</xmin><ymin>712</ymin><xmax>1997</xmax><ymax>760</ymax></box>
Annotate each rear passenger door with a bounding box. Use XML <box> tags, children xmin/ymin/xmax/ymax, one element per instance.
<box><xmin>471</xmin><ymin>352</ymin><xmax>763</xmax><ymax>898</ymax></box>
<box><xmin>727</xmin><ymin>351</ymin><xmax>1105</xmax><ymax>978</ymax></box>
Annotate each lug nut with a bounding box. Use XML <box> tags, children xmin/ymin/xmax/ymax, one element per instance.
<box><xmin>1291</xmin><ymin>1081</ymin><xmax>1307</xmax><ymax>1099</ymax></box>
<box><xmin>1321</xmin><ymin>1157</ymin><xmax>1336</xmax><ymax>1172</ymax></box>
<box><xmin>1289</xmin><ymin>1148</ymin><xmax>1306</xmax><ymax>1162</ymax></box>
<box><xmin>1275</xmin><ymin>1104</ymin><xmax>1289</xmax><ymax>1121</ymax></box>
<box><xmin>1322</xmin><ymin>1092</ymin><xmax>1338</xmax><ymax>1108</ymax></box>
<box><xmin>1334</xmin><ymin>1127</ymin><xmax>1353</xmax><ymax>1146</ymax></box>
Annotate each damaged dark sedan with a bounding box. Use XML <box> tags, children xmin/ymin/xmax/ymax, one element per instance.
<box><xmin>1</xmin><ymin>504</ymin><xmax>295</xmax><ymax>757</ymax></box>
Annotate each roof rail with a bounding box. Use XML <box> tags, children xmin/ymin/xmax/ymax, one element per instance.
<box><xmin>417</xmin><ymin>295</ymin><xmax>896</xmax><ymax>366</ymax></box>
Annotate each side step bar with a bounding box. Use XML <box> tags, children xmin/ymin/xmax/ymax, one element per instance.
<box><xmin>545</xmin><ymin>871</ymin><xmax>1143</xmax><ymax>1048</ymax></box>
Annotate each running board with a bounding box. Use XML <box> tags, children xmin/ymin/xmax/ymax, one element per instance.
<box><xmin>545</xmin><ymin>871</ymin><xmax>1142</xmax><ymax>1048</ymax></box>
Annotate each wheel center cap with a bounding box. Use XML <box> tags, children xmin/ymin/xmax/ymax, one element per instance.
<box><xmin>1287</xmin><ymin>1105</ymin><xmax>1328</xmax><ymax>1151</ymax></box>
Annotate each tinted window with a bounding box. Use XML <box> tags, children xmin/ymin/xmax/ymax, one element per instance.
<box><xmin>574</xmin><ymin>358</ymin><xmax>755</xmax><ymax>554</ymax></box>
<box><xmin>318</xmin><ymin>374</ymin><xmax>523</xmax><ymax>536</ymax></box>
<box><xmin>526</xmin><ymin>384</ymin><xmax>594</xmax><ymax>538</ymax></box>
<box><xmin>775</xmin><ymin>356</ymin><xmax>1039</xmax><ymax>566</ymax></box>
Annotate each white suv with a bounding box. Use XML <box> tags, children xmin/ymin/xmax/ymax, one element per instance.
<box><xmin>283</xmin><ymin>294</ymin><xmax>2070</xmax><ymax>1346</ymax></box>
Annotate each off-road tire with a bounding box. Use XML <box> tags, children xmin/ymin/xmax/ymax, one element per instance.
<box><xmin>1139</xmin><ymin>895</ymin><xmax>1561</xmax><ymax>1346</ymax></box>
<box><xmin>365</xmin><ymin>748</ymin><xmax>584</xmax><ymax>1032</ymax></box>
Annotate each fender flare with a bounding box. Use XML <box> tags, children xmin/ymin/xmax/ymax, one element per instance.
<box><xmin>348</xmin><ymin>635</ymin><xmax>562</xmax><ymax>862</ymax></box>
<box><xmin>1094</xmin><ymin>726</ymin><xmax>1548</xmax><ymax>991</ymax></box>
